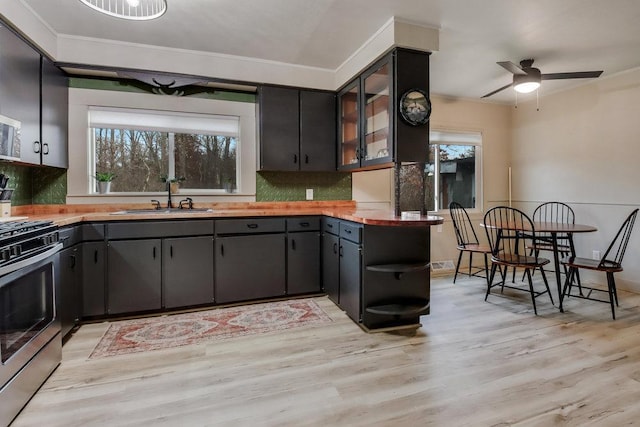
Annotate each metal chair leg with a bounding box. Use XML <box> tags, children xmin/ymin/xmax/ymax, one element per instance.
<box><xmin>525</xmin><ymin>268</ymin><xmax>538</xmax><ymax>315</ymax></box>
<box><xmin>453</xmin><ymin>251</ymin><xmax>463</xmax><ymax>283</ymax></box>
<box><xmin>486</xmin><ymin>264</ymin><xmax>498</xmax><ymax>301</ymax></box>
<box><xmin>606</xmin><ymin>272</ymin><xmax>616</xmax><ymax>320</ymax></box>
<box><xmin>538</xmin><ymin>266</ymin><xmax>554</xmax><ymax>306</ymax></box>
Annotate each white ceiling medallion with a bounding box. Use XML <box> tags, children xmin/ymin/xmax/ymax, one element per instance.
<box><xmin>79</xmin><ymin>0</ymin><xmax>167</xmax><ymax>21</ymax></box>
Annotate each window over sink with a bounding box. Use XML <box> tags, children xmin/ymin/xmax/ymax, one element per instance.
<box><xmin>89</xmin><ymin>107</ymin><xmax>238</xmax><ymax>193</ymax></box>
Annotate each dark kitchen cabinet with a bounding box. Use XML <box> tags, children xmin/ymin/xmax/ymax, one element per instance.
<box><xmin>107</xmin><ymin>239</ymin><xmax>162</xmax><ymax>314</ymax></box>
<box><xmin>339</xmin><ymin>238</ymin><xmax>362</xmax><ymax>323</ymax></box>
<box><xmin>163</xmin><ymin>236</ymin><xmax>214</xmax><ymax>308</ymax></box>
<box><xmin>0</xmin><ymin>23</ymin><xmax>68</xmax><ymax>167</ymax></box>
<box><xmin>215</xmin><ymin>218</ymin><xmax>286</xmax><ymax>303</ymax></box>
<box><xmin>58</xmin><ymin>245</ymin><xmax>80</xmax><ymax>339</ymax></box>
<box><xmin>81</xmin><ymin>241</ymin><xmax>106</xmax><ymax>317</ymax></box>
<box><xmin>0</xmin><ymin>22</ymin><xmax>41</xmax><ymax>165</ymax></box>
<box><xmin>338</xmin><ymin>48</ymin><xmax>430</xmax><ymax>171</ymax></box>
<box><xmin>40</xmin><ymin>57</ymin><xmax>69</xmax><ymax>168</ymax></box>
<box><xmin>259</xmin><ymin>86</ymin><xmax>336</xmax><ymax>171</ymax></box>
<box><xmin>321</xmin><ymin>232</ymin><xmax>339</xmax><ymax>303</ymax></box>
<box><xmin>287</xmin><ymin>217</ymin><xmax>321</xmax><ymax>295</ymax></box>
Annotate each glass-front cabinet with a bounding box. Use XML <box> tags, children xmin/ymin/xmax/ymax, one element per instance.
<box><xmin>338</xmin><ymin>54</ymin><xmax>393</xmax><ymax>170</ymax></box>
<box><xmin>362</xmin><ymin>61</ymin><xmax>392</xmax><ymax>164</ymax></box>
<box><xmin>339</xmin><ymin>81</ymin><xmax>360</xmax><ymax>168</ymax></box>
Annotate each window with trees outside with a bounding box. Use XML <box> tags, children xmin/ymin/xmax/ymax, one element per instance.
<box><xmin>90</xmin><ymin>108</ymin><xmax>238</xmax><ymax>193</ymax></box>
<box><xmin>426</xmin><ymin>130</ymin><xmax>482</xmax><ymax>211</ymax></box>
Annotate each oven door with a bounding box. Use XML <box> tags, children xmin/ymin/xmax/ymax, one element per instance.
<box><xmin>0</xmin><ymin>242</ymin><xmax>62</xmax><ymax>387</ymax></box>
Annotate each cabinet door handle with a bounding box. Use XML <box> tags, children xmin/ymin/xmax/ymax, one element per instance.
<box><xmin>220</xmin><ymin>244</ymin><xmax>224</xmax><ymax>256</ymax></box>
<box><xmin>153</xmin><ymin>246</ymin><xmax>156</xmax><ymax>259</ymax></box>
<box><xmin>291</xmin><ymin>239</ymin><xmax>296</xmax><ymax>250</ymax></box>
<box><xmin>305</xmin><ymin>154</ymin><xmax>309</xmax><ymax>164</ymax></box>
<box><xmin>69</xmin><ymin>254</ymin><xmax>77</xmax><ymax>269</ymax></box>
<box><xmin>170</xmin><ymin>245</ymin><xmax>173</xmax><ymax>258</ymax></box>
<box><xmin>293</xmin><ymin>154</ymin><xmax>298</xmax><ymax>164</ymax></box>
<box><xmin>42</xmin><ymin>142</ymin><xmax>49</xmax><ymax>155</ymax></box>
<box><xmin>94</xmin><ymin>250</ymin><xmax>98</xmax><ymax>264</ymax></box>
<box><xmin>300</xmin><ymin>222</ymin><xmax>310</xmax><ymax>227</ymax></box>
<box><xmin>333</xmin><ymin>242</ymin><xmax>338</xmax><ymax>254</ymax></box>
<box><xmin>327</xmin><ymin>223</ymin><xmax>334</xmax><ymax>229</ymax></box>
<box><xmin>33</xmin><ymin>141</ymin><xmax>41</xmax><ymax>154</ymax></box>
<box><xmin>339</xmin><ymin>245</ymin><xmax>343</xmax><ymax>257</ymax></box>
<box><xmin>344</xmin><ymin>229</ymin><xmax>352</xmax><ymax>234</ymax></box>
<box><xmin>247</xmin><ymin>223</ymin><xmax>259</xmax><ymax>229</ymax></box>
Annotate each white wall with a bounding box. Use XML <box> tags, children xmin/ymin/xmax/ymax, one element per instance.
<box><xmin>512</xmin><ymin>68</ymin><xmax>640</xmax><ymax>291</ymax></box>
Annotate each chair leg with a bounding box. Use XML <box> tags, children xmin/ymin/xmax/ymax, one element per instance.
<box><xmin>486</xmin><ymin>264</ymin><xmax>498</xmax><ymax>301</ymax></box>
<box><xmin>483</xmin><ymin>253</ymin><xmax>489</xmax><ymax>287</ymax></box>
<box><xmin>453</xmin><ymin>251</ymin><xmax>463</xmax><ymax>283</ymax></box>
<box><xmin>562</xmin><ymin>267</ymin><xmax>576</xmax><ymax>300</ymax></box>
<box><xmin>468</xmin><ymin>252</ymin><xmax>473</xmax><ymax>277</ymax></box>
<box><xmin>525</xmin><ymin>268</ymin><xmax>538</xmax><ymax>315</ymax></box>
<box><xmin>500</xmin><ymin>265</ymin><xmax>507</xmax><ymax>293</ymax></box>
<box><xmin>538</xmin><ymin>266</ymin><xmax>554</xmax><ymax>306</ymax></box>
<box><xmin>606</xmin><ymin>272</ymin><xmax>617</xmax><ymax>320</ymax></box>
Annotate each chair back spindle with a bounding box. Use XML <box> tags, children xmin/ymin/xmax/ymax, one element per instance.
<box><xmin>599</xmin><ymin>208</ymin><xmax>638</xmax><ymax>269</ymax></box>
<box><xmin>449</xmin><ymin>202</ymin><xmax>480</xmax><ymax>248</ymax></box>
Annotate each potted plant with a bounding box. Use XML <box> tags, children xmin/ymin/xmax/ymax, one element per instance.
<box><xmin>161</xmin><ymin>175</ymin><xmax>185</xmax><ymax>194</ymax></box>
<box><xmin>94</xmin><ymin>172</ymin><xmax>116</xmax><ymax>194</ymax></box>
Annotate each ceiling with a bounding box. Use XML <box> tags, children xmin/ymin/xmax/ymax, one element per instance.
<box><xmin>19</xmin><ymin>0</ymin><xmax>640</xmax><ymax>102</ymax></box>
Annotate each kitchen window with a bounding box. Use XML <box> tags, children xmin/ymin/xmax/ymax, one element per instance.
<box><xmin>89</xmin><ymin>107</ymin><xmax>239</xmax><ymax>193</ymax></box>
<box><xmin>426</xmin><ymin>130</ymin><xmax>482</xmax><ymax>211</ymax></box>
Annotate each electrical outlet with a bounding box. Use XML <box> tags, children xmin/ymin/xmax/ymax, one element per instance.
<box><xmin>592</xmin><ymin>250</ymin><xmax>601</xmax><ymax>260</ymax></box>
<box><xmin>305</xmin><ymin>189</ymin><xmax>313</xmax><ymax>200</ymax></box>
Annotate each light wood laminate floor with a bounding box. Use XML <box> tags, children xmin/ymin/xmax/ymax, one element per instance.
<box><xmin>13</xmin><ymin>274</ymin><xmax>640</xmax><ymax>426</ymax></box>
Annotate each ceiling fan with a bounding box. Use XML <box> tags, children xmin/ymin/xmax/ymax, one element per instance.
<box><xmin>481</xmin><ymin>59</ymin><xmax>603</xmax><ymax>98</ymax></box>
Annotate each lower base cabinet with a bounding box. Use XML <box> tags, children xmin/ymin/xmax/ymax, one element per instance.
<box><xmin>339</xmin><ymin>238</ymin><xmax>362</xmax><ymax>323</ymax></box>
<box><xmin>81</xmin><ymin>241</ymin><xmax>106</xmax><ymax>318</ymax></box>
<box><xmin>322</xmin><ymin>232</ymin><xmax>339</xmax><ymax>303</ymax></box>
<box><xmin>162</xmin><ymin>236</ymin><xmax>214</xmax><ymax>308</ymax></box>
<box><xmin>215</xmin><ymin>233</ymin><xmax>286</xmax><ymax>303</ymax></box>
<box><xmin>107</xmin><ymin>239</ymin><xmax>162</xmax><ymax>314</ymax></box>
<box><xmin>58</xmin><ymin>246</ymin><xmax>80</xmax><ymax>338</ymax></box>
<box><xmin>287</xmin><ymin>231</ymin><xmax>321</xmax><ymax>295</ymax></box>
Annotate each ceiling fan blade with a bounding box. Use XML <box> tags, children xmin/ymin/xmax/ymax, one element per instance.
<box><xmin>541</xmin><ymin>71</ymin><xmax>603</xmax><ymax>80</ymax></box>
<box><xmin>497</xmin><ymin>61</ymin><xmax>527</xmax><ymax>75</ymax></box>
<box><xmin>481</xmin><ymin>83</ymin><xmax>513</xmax><ymax>98</ymax></box>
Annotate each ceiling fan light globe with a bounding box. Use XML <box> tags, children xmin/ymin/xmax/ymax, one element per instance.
<box><xmin>514</xmin><ymin>82</ymin><xmax>540</xmax><ymax>93</ymax></box>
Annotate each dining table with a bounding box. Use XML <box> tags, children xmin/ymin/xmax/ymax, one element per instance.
<box><xmin>482</xmin><ymin>221</ymin><xmax>598</xmax><ymax>312</ymax></box>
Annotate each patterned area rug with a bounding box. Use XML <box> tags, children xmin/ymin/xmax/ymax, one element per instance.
<box><xmin>89</xmin><ymin>299</ymin><xmax>332</xmax><ymax>359</ymax></box>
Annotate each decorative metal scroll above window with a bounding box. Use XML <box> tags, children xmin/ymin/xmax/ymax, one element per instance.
<box><xmin>119</xmin><ymin>72</ymin><xmax>210</xmax><ymax>96</ymax></box>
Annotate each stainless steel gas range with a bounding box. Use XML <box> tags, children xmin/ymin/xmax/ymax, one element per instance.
<box><xmin>0</xmin><ymin>220</ymin><xmax>62</xmax><ymax>427</ymax></box>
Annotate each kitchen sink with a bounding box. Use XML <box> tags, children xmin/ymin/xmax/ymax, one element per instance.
<box><xmin>111</xmin><ymin>208</ymin><xmax>213</xmax><ymax>215</ymax></box>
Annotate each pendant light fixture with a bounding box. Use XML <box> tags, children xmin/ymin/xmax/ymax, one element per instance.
<box><xmin>79</xmin><ymin>0</ymin><xmax>167</xmax><ymax>21</ymax></box>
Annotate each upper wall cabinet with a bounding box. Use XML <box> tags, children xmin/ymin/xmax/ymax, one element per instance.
<box><xmin>41</xmin><ymin>57</ymin><xmax>69</xmax><ymax>168</ymax></box>
<box><xmin>0</xmin><ymin>22</ymin><xmax>41</xmax><ymax>165</ymax></box>
<box><xmin>0</xmin><ymin>22</ymin><xmax>68</xmax><ymax>168</ymax></box>
<box><xmin>259</xmin><ymin>86</ymin><xmax>336</xmax><ymax>171</ymax></box>
<box><xmin>338</xmin><ymin>48</ymin><xmax>431</xmax><ymax>171</ymax></box>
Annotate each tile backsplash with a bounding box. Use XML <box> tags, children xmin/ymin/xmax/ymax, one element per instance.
<box><xmin>257</xmin><ymin>171</ymin><xmax>351</xmax><ymax>201</ymax></box>
<box><xmin>0</xmin><ymin>163</ymin><xmax>67</xmax><ymax>206</ymax></box>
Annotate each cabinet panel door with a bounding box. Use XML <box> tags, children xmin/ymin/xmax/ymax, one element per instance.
<box><xmin>58</xmin><ymin>246</ymin><xmax>80</xmax><ymax>338</ymax></box>
<box><xmin>215</xmin><ymin>234</ymin><xmax>285</xmax><ymax>303</ymax></box>
<box><xmin>339</xmin><ymin>239</ymin><xmax>361</xmax><ymax>322</ymax></box>
<box><xmin>287</xmin><ymin>232</ymin><xmax>321</xmax><ymax>295</ymax></box>
<box><xmin>322</xmin><ymin>233</ymin><xmax>339</xmax><ymax>304</ymax></box>
<box><xmin>0</xmin><ymin>24</ymin><xmax>41</xmax><ymax>164</ymax></box>
<box><xmin>300</xmin><ymin>90</ymin><xmax>336</xmax><ymax>171</ymax></box>
<box><xmin>163</xmin><ymin>236</ymin><xmax>214</xmax><ymax>308</ymax></box>
<box><xmin>337</xmin><ymin>81</ymin><xmax>360</xmax><ymax>170</ymax></box>
<box><xmin>107</xmin><ymin>239</ymin><xmax>161</xmax><ymax>314</ymax></box>
<box><xmin>259</xmin><ymin>86</ymin><xmax>299</xmax><ymax>171</ymax></box>
<box><xmin>81</xmin><ymin>242</ymin><xmax>106</xmax><ymax>317</ymax></box>
<box><xmin>41</xmin><ymin>57</ymin><xmax>68</xmax><ymax>168</ymax></box>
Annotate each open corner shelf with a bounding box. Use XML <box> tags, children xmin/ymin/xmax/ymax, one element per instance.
<box><xmin>365</xmin><ymin>298</ymin><xmax>430</xmax><ymax>316</ymax></box>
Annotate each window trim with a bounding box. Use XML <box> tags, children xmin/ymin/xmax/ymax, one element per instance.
<box><xmin>66</xmin><ymin>88</ymin><xmax>256</xmax><ymax>202</ymax></box>
<box><xmin>429</xmin><ymin>129</ymin><xmax>483</xmax><ymax>214</ymax></box>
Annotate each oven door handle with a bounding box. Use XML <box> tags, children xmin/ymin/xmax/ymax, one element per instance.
<box><xmin>0</xmin><ymin>242</ymin><xmax>63</xmax><ymax>277</ymax></box>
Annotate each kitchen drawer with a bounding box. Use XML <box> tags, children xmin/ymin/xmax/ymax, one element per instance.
<box><xmin>81</xmin><ymin>223</ymin><xmax>105</xmax><ymax>241</ymax></box>
<box><xmin>339</xmin><ymin>221</ymin><xmax>362</xmax><ymax>243</ymax></box>
<box><xmin>322</xmin><ymin>217</ymin><xmax>340</xmax><ymax>236</ymax></box>
<box><xmin>286</xmin><ymin>216</ymin><xmax>320</xmax><ymax>232</ymax></box>
<box><xmin>107</xmin><ymin>220</ymin><xmax>214</xmax><ymax>239</ymax></box>
<box><xmin>215</xmin><ymin>218</ymin><xmax>285</xmax><ymax>235</ymax></box>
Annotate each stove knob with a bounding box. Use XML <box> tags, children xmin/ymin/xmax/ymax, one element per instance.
<box><xmin>10</xmin><ymin>245</ymin><xmax>22</xmax><ymax>257</ymax></box>
<box><xmin>1</xmin><ymin>249</ymin><xmax>10</xmax><ymax>261</ymax></box>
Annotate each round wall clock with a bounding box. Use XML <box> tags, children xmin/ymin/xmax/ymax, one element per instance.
<box><xmin>399</xmin><ymin>89</ymin><xmax>431</xmax><ymax>126</ymax></box>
